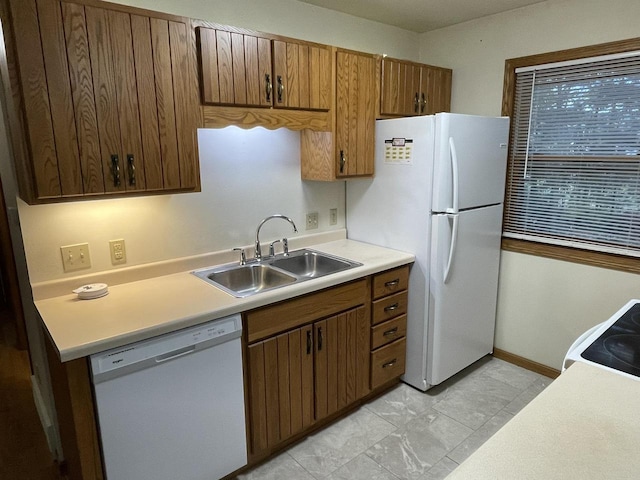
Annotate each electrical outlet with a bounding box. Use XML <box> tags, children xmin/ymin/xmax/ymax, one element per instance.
<box><xmin>109</xmin><ymin>239</ymin><xmax>127</xmax><ymax>265</ymax></box>
<box><xmin>60</xmin><ymin>243</ymin><xmax>91</xmax><ymax>272</ymax></box>
<box><xmin>329</xmin><ymin>208</ymin><xmax>338</xmax><ymax>225</ymax></box>
<box><xmin>306</xmin><ymin>212</ymin><xmax>319</xmax><ymax>230</ymax></box>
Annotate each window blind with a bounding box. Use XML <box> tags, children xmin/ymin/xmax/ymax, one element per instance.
<box><xmin>504</xmin><ymin>52</ymin><xmax>640</xmax><ymax>257</ymax></box>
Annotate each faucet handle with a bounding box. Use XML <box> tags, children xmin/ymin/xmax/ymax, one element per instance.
<box><xmin>232</xmin><ymin>247</ymin><xmax>246</xmax><ymax>265</ymax></box>
<box><xmin>269</xmin><ymin>239</ymin><xmax>282</xmax><ymax>258</ymax></box>
<box><xmin>282</xmin><ymin>238</ymin><xmax>289</xmax><ymax>256</ymax></box>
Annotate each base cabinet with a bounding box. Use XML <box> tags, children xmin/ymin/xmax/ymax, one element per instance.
<box><xmin>244</xmin><ymin>280</ymin><xmax>370</xmax><ymax>458</ymax></box>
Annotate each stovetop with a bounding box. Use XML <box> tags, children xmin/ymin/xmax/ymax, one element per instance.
<box><xmin>581</xmin><ymin>303</ymin><xmax>640</xmax><ymax>378</ymax></box>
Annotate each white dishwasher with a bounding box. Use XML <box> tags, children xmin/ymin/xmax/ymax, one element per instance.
<box><xmin>90</xmin><ymin>314</ymin><xmax>247</xmax><ymax>480</ymax></box>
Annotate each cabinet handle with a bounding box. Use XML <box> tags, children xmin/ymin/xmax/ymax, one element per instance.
<box><xmin>306</xmin><ymin>330</ymin><xmax>312</xmax><ymax>355</ymax></box>
<box><xmin>339</xmin><ymin>150</ymin><xmax>347</xmax><ymax>173</ymax></box>
<box><xmin>414</xmin><ymin>93</ymin><xmax>419</xmax><ymax>113</ymax></box>
<box><xmin>382</xmin><ymin>358</ymin><xmax>397</xmax><ymax>369</ymax></box>
<box><xmin>127</xmin><ymin>154</ymin><xmax>136</xmax><ymax>186</ymax></box>
<box><xmin>384</xmin><ymin>303</ymin><xmax>399</xmax><ymax>312</ymax></box>
<box><xmin>421</xmin><ymin>93</ymin><xmax>426</xmax><ymax>114</ymax></box>
<box><xmin>384</xmin><ymin>279</ymin><xmax>400</xmax><ymax>288</ymax></box>
<box><xmin>265</xmin><ymin>73</ymin><xmax>272</xmax><ymax>102</ymax></box>
<box><xmin>383</xmin><ymin>327</ymin><xmax>398</xmax><ymax>337</ymax></box>
<box><xmin>317</xmin><ymin>327</ymin><xmax>323</xmax><ymax>351</ymax></box>
<box><xmin>276</xmin><ymin>75</ymin><xmax>284</xmax><ymax>103</ymax></box>
<box><xmin>111</xmin><ymin>154</ymin><xmax>121</xmax><ymax>187</ymax></box>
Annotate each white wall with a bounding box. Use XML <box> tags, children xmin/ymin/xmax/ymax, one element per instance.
<box><xmin>113</xmin><ymin>0</ymin><xmax>420</xmax><ymax>60</ymax></box>
<box><xmin>419</xmin><ymin>0</ymin><xmax>640</xmax><ymax>369</ymax></box>
<box><xmin>18</xmin><ymin>128</ymin><xmax>344</xmax><ymax>283</ymax></box>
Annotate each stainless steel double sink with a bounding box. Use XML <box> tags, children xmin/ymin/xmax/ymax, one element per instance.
<box><xmin>193</xmin><ymin>249</ymin><xmax>362</xmax><ymax>298</ymax></box>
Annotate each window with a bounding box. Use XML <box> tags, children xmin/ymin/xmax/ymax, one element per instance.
<box><xmin>502</xmin><ymin>40</ymin><xmax>640</xmax><ymax>272</ymax></box>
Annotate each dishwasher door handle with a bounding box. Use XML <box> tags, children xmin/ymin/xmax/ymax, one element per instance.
<box><xmin>155</xmin><ymin>345</ymin><xmax>196</xmax><ymax>363</ymax></box>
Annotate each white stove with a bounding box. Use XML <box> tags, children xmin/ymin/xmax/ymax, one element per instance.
<box><xmin>563</xmin><ymin>299</ymin><xmax>640</xmax><ymax>381</ymax></box>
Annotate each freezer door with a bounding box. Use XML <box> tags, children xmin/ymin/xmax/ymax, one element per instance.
<box><xmin>432</xmin><ymin>113</ymin><xmax>509</xmax><ymax>212</ymax></box>
<box><xmin>427</xmin><ymin>204</ymin><xmax>503</xmax><ymax>386</ymax></box>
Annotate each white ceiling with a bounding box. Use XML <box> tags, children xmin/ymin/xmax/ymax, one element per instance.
<box><xmin>296</xmin><ymin>0</ymin><xmax>548</xmax><ymax>33</ymax></box>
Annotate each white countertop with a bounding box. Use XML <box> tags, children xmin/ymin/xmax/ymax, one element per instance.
<box><xmin>446</xmin><ymin>362</ymin><xmax>640</xmax><ymax>479</ymax></box>
<box><xmin>36</xmin><ymin>238</ymin><xmax>414</xmax><ymax>362</ymax></box>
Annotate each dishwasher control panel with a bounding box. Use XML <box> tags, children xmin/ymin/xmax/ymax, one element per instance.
<box><xmin>90</xmin><ymin>314</ymin><xmax>241</xmax><ymax>376</ymax></box>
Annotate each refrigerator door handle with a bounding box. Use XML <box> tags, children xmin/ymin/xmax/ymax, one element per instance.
<box><xmin>443</xmin><ymin>213</ymin><xmax>459</xmax><ymax>284</ymax></box>
<box><xmin>446</xmin><ymin>137</ymin><xmax>460</xmax><ymax>214</ymax></box>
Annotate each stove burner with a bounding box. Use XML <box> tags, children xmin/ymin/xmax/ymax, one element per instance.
<box><xmin>603</xmin><ymin>334</ymin><xmax>640</xmax><ymax>367</ymax></box>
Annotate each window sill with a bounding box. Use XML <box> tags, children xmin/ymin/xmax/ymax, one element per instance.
<box><xmin>501</xmin><ymin>237</ymin><xmax>640</xmax><ymax>275</ymax></box>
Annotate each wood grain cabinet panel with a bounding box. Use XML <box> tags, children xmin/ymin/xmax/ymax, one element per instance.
<box><xmin>301</xmin><ymin>48</ymin><xmax>377</xmax><ymax>180</ymax></box>
<box><xmin>380</xmin><ymin>57</ymin><xmax>452</xmax><ymax>117</ymax></box>
<box><xmin>245</xmin><ymin>285</ymin><xmax>369</xmax><ymax>458</ymax></box>
<box><xmin>0</xmin><ymin>0</ymin><xmax>200</xmax><ymax>203</ymax></box>
<box><xmin>198</xmin><ymin>29</ymin><xmax>330</xmax><ymax>112</ymax></box>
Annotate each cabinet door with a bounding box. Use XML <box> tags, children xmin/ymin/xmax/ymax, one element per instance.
<box><xmin>314</xmin><ymin>306</ymin><xmax>370</xmax><ymax>421</ymax></box>
<box><xmin>381</xmin><ymin>58</ymin><xmax>419</xmax><ymax>116</ymax></box>
<box><xmin>335</xmin><ymin>51</ymin><xmax>375</xmax><ymax>177</ymax></box>
<box><xmin>3</xmin><ymin>0</ymin><xmax>199</xmax><ymax>202</ymax></box>
<box><xmin>247</xmin><ymin>325</ymin><xmax>313</xmax><ymax>455</ymax></box>
<box><xmin>420</xmin><ymin>66</ymin><xmax>452</xmax><ymax>115</ymax></box>
<box><xmin>273</xmin><ymin>40</ymin><xmax>331</xmax><ymax>110</ymax></box>
<box><xmin>198</xmin><ymin>28</ymin><xmax>272</xmax><ymax>107</ymax></box>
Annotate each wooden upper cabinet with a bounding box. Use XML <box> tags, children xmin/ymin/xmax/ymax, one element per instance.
<box><xmin>380</xmin><ymin>57</ymin><xmax>452</xmax><ymax>117</ymax></box>
<box><xmin>198</xmin><ymin>28</ymin><xmax>273</xmax><ymax>107</ymax></box>
<box><xmin>1</xmin><ymin>0</ymin><xmax>200</xmax><ymax>203</ymax></box>
<box><xmin>197</xmin><ymin>28</ymin><xmax>331</xmax><ymax>112</ymax></box>
<box><xmin>300</xmin><ymin>49</ymin><xmax>376</xmax><ymax>181</ymax></box>
<box><xmin>272</xmin><ymin>40</ymin><xmax>331</xmax><ymax>111</ymax></box>
<box><xmin>335</xmin><ymin>50</ymin><xmax>375</xmax><ymax>177</ymax></box>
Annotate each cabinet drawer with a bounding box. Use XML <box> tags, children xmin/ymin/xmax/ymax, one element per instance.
<box><xmin>372</xmin><ymin>291</ymin><xmax>408</xmax><ymax>326</ymax></box>
<box><xmin>372</xmin><ymin>266</ymin><xmax>409</xmax><ymax>300</ymax></box>
<box><xmin>371</xmin><ymin>314</ymin><xmax>406</xmax><ymax>350</ymax></box>
<box><xmin>371</xmin><ymin>338</ymin><xmax>406</xmax><ymax>389</ymax></box>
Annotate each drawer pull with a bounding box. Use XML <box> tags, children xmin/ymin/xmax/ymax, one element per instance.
<box><xmin>384</xmin><ymin>279</ymin><xmax>400</xmax><ymax>288</ymax></box>
<box><xmin>384</xmin><ymin>303</ymin><xmax>399</xmax><ymax>312</ymax></box>
<box><xmin>382</xmin><ymin>359</ymin><xmax>397</xmax><ymax>369</ymax></box>
<box><xmin>383</xmin><ymin>327</ymin><xmax>398</xmax><ymax>337</ymax></box>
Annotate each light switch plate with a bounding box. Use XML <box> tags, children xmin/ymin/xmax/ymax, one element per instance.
<box><xmin>306</xmin><ymin>212</ymin><xmax>318</xmax><ymax>230</ymax></box>
<box><xmin>60</xmin><ymin>243</ymin><xmax>91</xmax><ymax>272</ymax></box>
<box><xmin>109</xmin><ymin>239</ymin><xmax>126</xmax><ymax>265</ymax></box>
<box><xmin>329</xmin><ymin>208</ymin><xmax>338</xmax><ymax>225</ymax></box>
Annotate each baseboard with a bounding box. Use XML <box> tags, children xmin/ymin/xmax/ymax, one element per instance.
<box><xmin>492</xmin><ymin>349</ymin><xmax>560</xmax><ymax>379</ymax></box>
<box><xmin>30</xmin><ymin>375</ymin><xmax>62</xmax><ymax>460</ymax></box>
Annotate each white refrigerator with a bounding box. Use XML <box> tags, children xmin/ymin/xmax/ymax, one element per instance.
<box><xmin>346</xmin><ymin>113</ymin><xmax>509</xmax><ymax>390</ymax></box>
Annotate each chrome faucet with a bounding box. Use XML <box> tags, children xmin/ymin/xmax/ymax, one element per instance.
<box><xmin>255</xmin><ymin>214</ymin><xmax>298</xmax><ymax>260</ymax></box>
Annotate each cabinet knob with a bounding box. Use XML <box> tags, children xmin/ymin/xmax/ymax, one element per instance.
<box><xmin>414</xmin><ymin>93</ymin><xmax>419</xmax><ymax>113</ymax></box>
<box><xmin>127</xmin><ymin>154</ymin><xmax>136</xmax><ymax>186</ymax></box>
<box><xmin>383</xmin><ymin>327</ymin><xmax>398</xmax><ymax>337</ymax></box>
<box><xmin>339</xmin><ymin>150</ymin><xmax>347</xmax><ymax>173</ymax></box>
<box><xmin>382</xmin><ymin>358</ymin><xmax>398</xmax><ymax>369</ymax></box>
<box><xmin>265</xmin><ymin>73</ymin><xmax>272</xmax><ymax>102</ymax></box>
<box><xmin>306</xmin><ymin>330</ymin><xmax>312</xmax><ymax>355</ymax></box>
<box><xmin>276</xmin><ymin>75</ymin><xmax>284</xmax><ymax>103</ymax></box>
<box><xmin>317</xmin><ymin>327</ymin><xmax>323</xmax><ymax>351</ymax></box>
<box><xmin>111</xmin><ymin>154</ymin><xmax>121</xmax><ymax>187</ymax></box>
<box><xmin>384</xmin><ymin>303</ymin><xmax>399</xmax><ymax>312</ymax></box>
<box><xmin>421</xmin><ymin>92</ymin><xmax>427</xmax><ymax>114</ymax></box>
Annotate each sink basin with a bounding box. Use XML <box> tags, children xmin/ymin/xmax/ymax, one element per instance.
<box><xmin>193</xmin><ymin>249</ymin><xmax>361</xmax><ymax>297</ymax></box>
<box><xmin>194</xmin><ymin>264</ymin><xmax>296</xmax><ymax>298</ymax></box>
<box><xmin>270</xmin><ymin>249</ymin><xmax>359</xmax><ymax>279</ymax></box>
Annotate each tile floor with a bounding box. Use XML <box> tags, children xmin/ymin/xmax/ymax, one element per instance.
<box><xmin>235</xmin><ymin>355</ymin><xmax>552</xmax><ymax>480</ymax></box>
